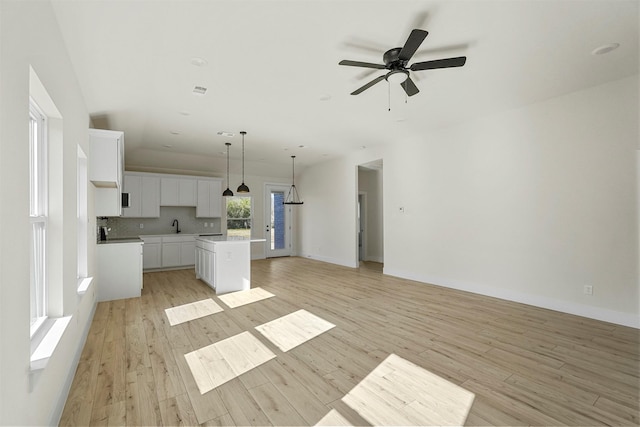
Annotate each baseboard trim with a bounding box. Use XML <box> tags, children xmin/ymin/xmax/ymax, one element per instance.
<box><xmin>384</xmin><ymin>268</ymin><xmax>639</xmax><ymax>329</ymax></box>
<box><xmin>299</xmin><ymin>252</ymin><xmax>357</xmax><ymax>268</ymax></box>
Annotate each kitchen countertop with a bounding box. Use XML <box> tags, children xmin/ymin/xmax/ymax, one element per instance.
<box><xmin>98</xmin><ymin>237</ymin><xmax>142</xmax><ymax>245</ymax></box>
<box><xmin>197</xmin><ymin>236</ymin><xmax>266</xmax><ymax>243</ymax></box>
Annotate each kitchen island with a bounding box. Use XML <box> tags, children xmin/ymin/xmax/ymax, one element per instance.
<box><xmin>195</xmin><ymin>237</ymin><xmax>265</xmax><ymax>294</ymax></box>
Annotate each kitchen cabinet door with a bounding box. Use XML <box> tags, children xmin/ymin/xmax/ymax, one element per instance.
<box><xmin>122</xmin><ymin>174</ymin><xmax>142</xmax><ymax>217</ymax></box>
<box><xmin>140</xmin><ymin>176</ymin><xmax>160</xmax><ymax>217</ymax></box>
<box><xmin>160</xmin><ymin>178</ymin><xmax>179</xmax><ymax>206</ymax></box>
<box><xmin>161</xmin><ymin>177</ymin><xmax>196</xmax><ymax>206</ymax></box>
<box><xmin>162</xmin><ymin>242</ymin><xmax>182</xmax><ymax>267</ymax></box>
<box><xmin>142</xmin><ymin>242</ymin><xmax>162</xmax><ymax>269</ymax></box>
<box><xmin>178</xmin><ymin>179</ymin><xmax>197</xmax><ymax>206</ymax></box>
<box><xmin>196</xmin><ymin>179</ymin><xmax>222</xmax><ymax>218</ymax></box>
<box><xmin>181</xmin><ymin>241</ymin><xmax>196</xmax><ymax>266</ymax></box>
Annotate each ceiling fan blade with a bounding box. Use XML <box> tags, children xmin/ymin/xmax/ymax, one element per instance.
<box><xmin>351</xmin><ymin>75</ymin><xmax>386</xmax><ymax>95</ymax></box>
<box><xmin>398</xmin><ymin>29</ymin><xmax>428</xmax><ymax>62</ymax></box>
<box><xmin>401</xmin><ymin>77</ymin><xmax>420</xmax><ymax>97</ymax></box>
<box><xmin>339</xmin><ymin>60</ymin><xmax>386</xmax><ymax>69</ymax></box>
<box><xmin>410</xmin><ymin>56</ymin><xmax>467</xmax><ymax>71</ymax></box>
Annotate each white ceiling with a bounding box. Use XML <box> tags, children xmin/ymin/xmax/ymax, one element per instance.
<box><xmin>51</xmin><ymin>0</ymin><xmax>638</xmax><ymax>177</ymax></box>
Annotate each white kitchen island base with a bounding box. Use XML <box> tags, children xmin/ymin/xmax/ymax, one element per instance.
<box><xmin>195</xmin><ymin>238</ymin><xmax>264</xmax><ymax>294</ymax></box>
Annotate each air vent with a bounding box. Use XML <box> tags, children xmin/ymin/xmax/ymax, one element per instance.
<box><xmin>193</xmin><ymin>86</ymin><xmax>207</xmax><ymax>95</ymax></box>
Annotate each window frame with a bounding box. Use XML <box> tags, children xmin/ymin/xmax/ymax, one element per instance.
<box><xmin>226</xmin><ymin>195</ymin><xmax>252</xmax><ymax>240</ymax></box>
<box><xmin>29</xmin><ymin>98</ymin><xmax>48</xmax><ymax>337</ymax></box>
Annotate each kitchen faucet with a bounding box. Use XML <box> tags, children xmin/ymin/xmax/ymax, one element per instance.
<box><xmin>172</xmin><ymin>219</ymin><xmax>181</xmax><ymax>233</ymax></box>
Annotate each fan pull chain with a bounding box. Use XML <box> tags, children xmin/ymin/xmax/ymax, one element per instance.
<box><xmin>388</xmin><ymin>81</ymin><xmax>391</xmax><ymax>112</ymax></box>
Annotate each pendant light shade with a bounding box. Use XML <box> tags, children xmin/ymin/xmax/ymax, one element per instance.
<box><xmin>284</xmin><ymin>155</ymin><xmax>303</xmax><ymax>205</ymax></box>
<box><xmin>223</xmin><ymin>142</ymin><xmax>234</xmax><ymax>197</ymax></box>
<box><xmin>237</xmin><ymin>131</ymin><xmax>250</xmax><ymax>193</ymax></box>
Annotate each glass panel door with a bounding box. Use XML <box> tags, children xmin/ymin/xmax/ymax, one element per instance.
<box><xmin>265</xmin><ymin>184</ymin><xmax>291</xmax><ymax>258</ymax></box>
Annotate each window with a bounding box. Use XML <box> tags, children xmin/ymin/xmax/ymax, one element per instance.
<box><xmin>226</xmin><ymin>196</ymin><xmax>252</xmax><ymax>239</ymax></box>
<box><xmin>77</xmin><ymin>146</ymin><xmax>88</xmax><ymax>280</ymax></box>
<box><xmin>29</xmin><ymin>98</ymin><xmax>48</xmax><ymax>335</ymax></box>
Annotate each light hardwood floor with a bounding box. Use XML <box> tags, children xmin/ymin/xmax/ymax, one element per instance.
<box><xmin>60</xmin><ymin>257</ymin><xmax>639</xmax><ymax>426</ymax></box>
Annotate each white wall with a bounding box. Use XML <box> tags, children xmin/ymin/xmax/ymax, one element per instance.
<box><xmin>298</xmin><ymin>75</ymin><xmax>639</xmax><ymax>327</ymax></box>
<box><xmin>0</xmin><ymin>1</ymin><xmax>96</xmax><ymax>425</ymax></box>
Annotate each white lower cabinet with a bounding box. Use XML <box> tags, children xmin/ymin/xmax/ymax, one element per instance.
<box><xmin>195</xmin><ymin>238</ymin><xmax>251</xmax><ymax>294</ymax></box>
<box><xmin>141</xmin><ymin>235</ymin><xmax>197</xmax><ymax>270</ymax></box>
<box><xmin>181</xmin><ymin>241</ymin><xmax>196</xmax><ymax>266</ymax></box>
<box><xmin>96</xmin><ymin>242</ymin><xmax>143</xmax><ymax>301</ymax></box>
<box><xmin>161</xmin><ymin>242</ymin><xmax>182</xmax><ymax>267</ymax></box>
<box><xmin>195</xmin><ymin>245</ymin><xmax>215</xmax><ymax>287</ymax></box>
<box><xmin>141</xmin><ymin>237</ymin><xmax>162</xmax><ymax>269</ymax></box>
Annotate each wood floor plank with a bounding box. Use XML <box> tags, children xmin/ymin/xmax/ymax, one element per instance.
<box><xmin>248</xmin><ymin>382</ymin><xmax>307</xmax><ymax>426</ymax></box>
<box><xmin>62</xmin><ymin>258</ymin><xmax>639</xmax><ymax>426</ymax></box>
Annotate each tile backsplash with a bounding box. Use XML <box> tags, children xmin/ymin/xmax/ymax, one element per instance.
<box><xmin>99</xmin><ymin>206</ymin><xmax>222</xmax><ymax>238</ymax></box>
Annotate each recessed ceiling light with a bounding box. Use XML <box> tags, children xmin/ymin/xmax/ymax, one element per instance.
<box><xmin>170</xmin><ymin>130</ymin><xmax>180</xmax><ymax>135</ymax></box>
<box><xmin>217</xmin><ymin>131</ymin><xmax>235</xmax><ymax>137</ymax></box>
<box><xmin>193</xmin><ymin>85</ymin><xmax>207</xmax><ymax>95</ymax></box>
<box><xmin>190</xmin><ymin>57</ymin><xmax>208</xmax><ymax>67</ymax></box>
<box><xmin>591</xmin><ymin>43</ymin><xmax>620</xmax><ymax>55</ymax></box>
<box><xmin>319</xmin><ymin>94</ymin><xmax>331</xmax><ymax>101</ymax></box>
<box><xmin>298</xmin><ymin>145</ymin><xmax>306</xmax><ymax>149</ymax></box>
<box><xmin>179</xmin><ymin>110</ymin><xmax>191</xmax><ymax>116</ymax></box>
<box><xmin>163</xmin><ymin>144</ymin><xmax>173</xmax><ymax>148</ymax></box>
<box><xmin>396</xmin><ymin>118</ymin><xmax>406</xmax><ymax>122</ymax></box>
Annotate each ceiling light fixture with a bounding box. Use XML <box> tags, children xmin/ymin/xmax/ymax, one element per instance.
<box><xmin>284</xmin><ymin>155</ymin><xmax>303</xmax><ymax>205</ymax></box>
<box><xmin>222</xmin><ymin>142</ymin><xmax>234</xmax><ymax>197</ymax></box>
<box><xmin>217</xmin><ymin>131</ymin><xmax>235</xmax><ymax>137</ymax></box>
<box><xmin>237</xmin><ymin>131</ymin><xmax>250</xmax><ymax>193</ymax></box>
<box><xmin>386</xmin><ymin>69</ymin><xmax>409</xmax><ymax>84</ymax></box>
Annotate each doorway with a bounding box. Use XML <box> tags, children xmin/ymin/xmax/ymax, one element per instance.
<box><xmin>264</xmin><ymin>183</ymin><xmax>292</xmax><ymax>258</ymax></box>
<box><xmin>357</xmin><ymin>160</ymin><xmax>384</xmax><ymax>266</ymax></box>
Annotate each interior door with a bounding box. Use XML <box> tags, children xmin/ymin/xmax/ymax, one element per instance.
<box><xmin>264</xmin><ymin>184</ymin><xmax>292</xmax><ymax>258</ymax></box>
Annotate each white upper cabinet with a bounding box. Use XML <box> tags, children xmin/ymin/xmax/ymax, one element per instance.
<box><xmin>160</xmin><ymin>177</ymin><xmax>197</xmax><ymax>206</ymax></box>
<box><xmin>89</xmin><ymin>129</ymin><xmax>123</xmax><ymax>188</ymax></box>
<box><xmin>122</xmin><ymin>173</ymin><xmax>160</xmax><ymax>218</ymax></box>
<box><xmin>196</xmin><ymin>179</ymin><xmax>222</xmax><ymax>218</ymax></box>
<box><xmin>90</xmin><ymin>129</ymin><xmax>124</xmax><ymax>216</ymax></box>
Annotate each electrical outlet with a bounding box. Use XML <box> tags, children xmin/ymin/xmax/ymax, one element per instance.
<box><xmin>584</xmin><ymin>285</ymin><xmax>593</xmax><ymax>295</ymax></box>
<box><xmin>399</xmin><ymin>207</ymin><xmax>405</xmax><ymax>214</ymax></box>
<box><xmin>139</xmin><ymin>223</ymin><xmax>144</xmax><ymax>229</ymax></box>
<box><xmin>204</xmin><ymin>223</ymin><xmax>208</xmax><ymax>228</ymax></box>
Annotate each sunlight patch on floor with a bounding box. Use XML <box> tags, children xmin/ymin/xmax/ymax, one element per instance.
<box><xmin>315</xmin><ymin>409</ymin><xmax>353</xmax><ymax>426</ymax></box>
<box><xmin>164</xmin><ymin>298</ymin><xmax>224</xmax><ymax>326</ymax></box>
<box><xmin>218</xmin><ymin>287</ymin><xmax>275</xmax><ymax>308</ymax></box>
<box><xmin>255</xmin><ymin>309</ymin><xmax>336</xmax><ymax>352</ymax></box>
<box><xmin>340</xmin><ymin>353</ymin><xmax>475</xmax><ymax>426</ymax></box>
<box><xmin>184</xmin><ymin>331</ymin><xmax>276</xmax><ymax>394</ymax></box>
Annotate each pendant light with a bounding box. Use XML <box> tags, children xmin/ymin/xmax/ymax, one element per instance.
<box><xmin>236</xmin><ymin>131</ymin><xmax>250</xmax><ymax>193</ymax></box>
<box><xmin>222</xmin><ymin>142</ymin><xmax>234</xmax><ymax>197</ymax></box>
<box><xmin>284</xmin><ymin>155</ymin><xmax>303</xmax><ymax>205</ymax></box>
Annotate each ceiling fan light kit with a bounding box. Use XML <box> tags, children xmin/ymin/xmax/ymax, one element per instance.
<box><xmin>339</xmin><ymin>28</ymin><xmax>467</xmax><ymax>98</ymax></box>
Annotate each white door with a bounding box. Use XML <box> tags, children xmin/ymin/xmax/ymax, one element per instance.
<box><xmin>264</xmin><ymin>184</ymin><xmax>292</xmax><ymax>258</ymax></box>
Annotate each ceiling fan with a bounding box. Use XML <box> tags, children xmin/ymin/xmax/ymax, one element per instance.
<box><xmin>339</xmin><ymin>29</ymin><xmax>466</xmax><ymax>97</ymax></box>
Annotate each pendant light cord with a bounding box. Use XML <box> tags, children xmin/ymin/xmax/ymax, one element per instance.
<box><xmin>226</xmin><ymin>143</ymin><xmax>230</xmax><ymax>187</ymax></box>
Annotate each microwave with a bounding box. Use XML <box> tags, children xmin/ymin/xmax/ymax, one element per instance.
<box><xmin>121</xmin><ymin>192</ymin><xmax>130</xmax><ymax>208</ymax></box>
